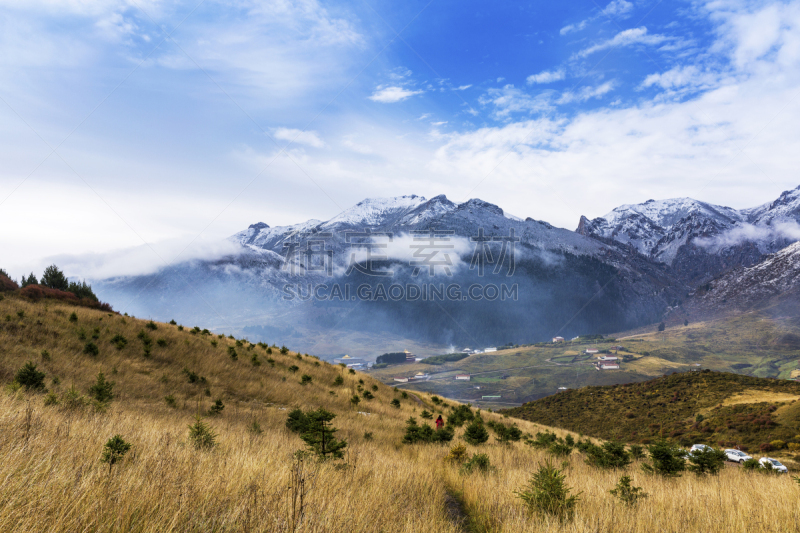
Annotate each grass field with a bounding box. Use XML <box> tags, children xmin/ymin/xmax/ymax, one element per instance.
<box><xmin>3</xmin><ymin>292</ymin><xmax>800</xmax><ymax>532</ymax></box>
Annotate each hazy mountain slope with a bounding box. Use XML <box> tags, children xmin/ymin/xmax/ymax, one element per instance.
<box><xmin>96</xmin><ymin>195</ymin><xmax>685</xmax><ymax>354</ymax></box>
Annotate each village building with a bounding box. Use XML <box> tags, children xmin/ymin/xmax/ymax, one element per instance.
<box><xmin>403</xmin><ymin>349</ymin><xmax>416</xmax><ymax>363</ymax></box>
<box><xmin>552</xmin><ymin>336</ymin><xmax>565</xmax><ymax>343</ymax></box>
<box><xmin>412</xmin><ymin>372</ymin><xmax>428</xmax><ymax>380</ymax></box>
<box><xmin>455</xmin><ymin>374</ymin><xmax>471</xmax><ymax>381</ymax></box>
<box><xmin>585</xmin><ymin>348</ymin><xmax>599</xmax><ymax>355</ymax></box>
<box><xmin>484</xmin><ymin>347</ymin><xmax>497</xmax><ymax>353</ymax></box>
<box><xmin>393</xmin><ymin>377</ymin><xmax>409</xmax><ymax>383</ymax></box>
<box><xmin>597</xmin><ymin>355</ymin><xmax>618</xmax><ymax>362</ymax></box>
<box><xmin>596</xmin><ymin>361</ymin><xmax>620</xmax><ymax>370</ymax></box>
<box><xmin>333</xmin><ymin>355</ymin><xmax>367</xmax><ymax>368</ymax></box>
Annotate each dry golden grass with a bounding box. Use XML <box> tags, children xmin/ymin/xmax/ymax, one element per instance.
<box><xmin>720</xmin><ymin>389</ymin><xmax>800</xmax><ymax>407</ymax></box>
<box><xmin>442</xmin><ymin>447</ymin><xmax>800</xmax><ymax>533</ymax></box>
<box><xmin>2</xmin><ymin>294</ymin><xmax>800</xmax><ymax>532</ymax></box>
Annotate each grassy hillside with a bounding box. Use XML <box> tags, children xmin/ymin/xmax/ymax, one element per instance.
<box><xmin>503</xmin><ymin>370</ymin><xmax>800</xmax><ymax>460</ymax></box>
<box><xmin>369</xmin><ymin>311</ymin><xmax>800</xmax><ymax>409</ymax></box>
<box><xmin>3</xmin><ymin>292</ymin><xmax>800</xmax><ymax>532</ymax></box>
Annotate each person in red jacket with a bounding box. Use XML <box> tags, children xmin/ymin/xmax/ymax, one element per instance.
<box><xmin>435</xmin><ymin>415</ymin><xmax>444</xmax><ymax>430</ymax></box>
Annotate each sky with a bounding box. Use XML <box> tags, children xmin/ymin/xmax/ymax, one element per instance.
<box><xmin>1</xmin><ymin>0</ymin><xmax>800</xmax><ymax>279</ymax></box>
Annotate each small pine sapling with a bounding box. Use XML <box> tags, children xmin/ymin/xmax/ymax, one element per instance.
<box><xmin>88</xmin><ymin>373</ymin><xmax>114</xmax><ymax>403</ymax></box>
<box><xmin>515</xmin><ymin>460</ymin><xmax>581</xmax><ymax>522</ymax></box>
<box><xmin>101</xmin><ymin>435</ymin><xmax>132</xmax><ymax>466</ymax></box>
<box><xmin>462</xmin><ymin>419</ymin><xmax>490</xmax><ymax>445</ymax></box>
<box><xmin>609</xmin><ymin>476</ymin><xmax>647</xmax><ymax>506</ymax></box>
<box><xmin>188</xmin><ymin>416</ymin><xmax>217</xmax><ymax>449</ymax></box>
<box><xmin>15</xmin><ymin>361</ymin><xmax>46</xmax><ymax>391</ymax></box>
<box><xmin>83</xmin><ymin>342</ymin><xmax>99</xmax><ymax>356</ymax></box>
<box><xmin>208</xmin><ymin>398</ymin><xmax>225</xmax><ymax>416</ymax></box>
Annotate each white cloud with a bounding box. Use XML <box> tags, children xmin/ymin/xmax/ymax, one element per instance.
<box><xmin>696</xmin><ymin>222</ymin><xmax>800</xmax><ymax>250</ymax></box>
<box><xmin>479</xmin><ymin>85</ymin><xmax>553</xmax><ymax>119</ymax></box>
<box><xmin>49</xmin><ymin>237</ymin><xmax>246</xmax><ymax>280</ymax></box>
<box><xmin>561</xmin><ymin>0</ymin><xmax>633</xmax><ymax>35</ymax></box>
<box><xmin>576</xmin><ymin>27</ymin><xmax>669</xmax><ymax>58</ymax></box>
<box><xmin>641</xmin><ymin>65</ymin><xmax>723</xmax><ymax>93</ymax></box>
<box><xmin>560</xmin><ymin>20</ymin><xmax>588</xmax><ymax>35</ymax></box>
<box><xmin>368</xmin><ymin>86</ymin><xmax>424</xmax><ymax>103</ymax></box>
<box><xmin>527</xmin><ymin>69</ymin><xmax>565</xmax><ymax>84</ymax></box>
<box><xmin>601</xmin><ymin>0</ymin><xmax>633</xmax><ymax>17</ymax></box>
<box><xmin>557</xmin><ymin>81</ymin><xmax>615</xmax><ymax>103</ymax></box>
<box><xmin>273</xmin><ymin>128</ymin><xmax>325</xmax><ymax>148</ymax></box>
<box><xmin>454</xmin><ymin>84</ymin><xmax>472</xmax><ymax>90</ymax></box>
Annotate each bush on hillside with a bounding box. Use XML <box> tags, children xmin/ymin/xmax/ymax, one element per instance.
<box><xmin>15</xmin><ymin>361</ymin><xmax>46</xmax><ymax>391</ymax></box>
<box><xmin>403</xmin><ymin>417</ymin><xmax>454</xmax><ymax>444</ymax></box>
<box><xmin>641</xmin><ymin>440</ymin><xmax>686</xmax><ymax>477</ymax></box>
<box><xmin>463</xmin><ymin>418</ymin><xmax>490</xmax><ymax>445</ymax></box>
<box><xmin>515</xmin><ymin>460</ymin><xmax>580</xmax><ymax>522</ymax></box>
<box><xmin>487</xmin><ymin>420</ymin><xmax>523</xmax><ymax>443</ymax></box>
<box><xmin>0</xmin><ymin>272</ymin><xmax>18</xmax><ymax>292</ymax></box>
<box><xmin>188</xmin><ymin>416</ymin><xmax>217</xmax><ymax>450</ymax></box>
<box><xmin>687</xmin><ymin>447</ymin><xmax>726</xmax><ymax>476</ymax></box>
<box><xmin>83</xmin><ymin>342</ymin><xmax>99</xmax><ymax>356</ymax></box>
<box><xmin>111</xmin><ymin>334</ymin><xmax>128</xmax><ymax>350</ymax></box>
<box><xmin>286</xmin><ymin>408</ymin><xmax>347</xmax><ymax>459</ymax></box>
<box><xmin>101</xmin><ymin>435</ymin><xmax>132</xmax><ymax>465</ymax></box>
<box><xmin>584</xmin><ymin>441</ymin><xmax>631</xmax><ymax>470</ymax></box>
<box><xmin>445</xmin><ymin>443</ymin><xmax>469</xmax><ymax>464</ymax></box>
<box><xmin>447</xmin><ymin>404</ymin><xmax>475</xmax><ymax>427</ymax></box>
<box><xmin>88</xmin><ymin>373</ymin><xmax>114</xmax><ymax>403</ymax></box>
<box><xmin>461</xmin><ymin>453</ymin><xmax>493</xmax><ymax>475</ymax></box>
<box><xmin>207</xmin><ymin>398</ymin><xmax>225</xmax><ymax>416</ymax></box>
<box><xmin>609</xmin><ymin>476</ymin><xmax>647</xmax><ymax>506</ymax></box>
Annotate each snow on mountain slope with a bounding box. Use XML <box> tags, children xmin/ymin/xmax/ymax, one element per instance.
<box><xmin>686</xmin><ymin>241</ymin><xmax>800</xmax><ymax>314</ymax></box>
<box><xmin>742</xmin><ymin>185</ymin><xmax>800</xmax><ymax>226</ymax></box>
<box><xmin>602</xmin><ymin>198</ymin><xmax>743</xmax><ymax>230</ymax></box>
<box><xmin>320</xmin><ymin>195</ymin><xmax>428</xmax><ymax>229</ymax></box>
<box><xmin>577</xmin><ymin>186</ymin><xmax>800</xmax><ymax>285</ymax></box>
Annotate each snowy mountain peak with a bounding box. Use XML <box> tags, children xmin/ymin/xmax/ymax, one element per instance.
<box><xmin>320</xmin><ymin>195</ymin><xmax>428</xmax><ymax>229</ymax></box>
<box><xmin>602</xmin><ymin>197</ymin><xmax>743</xmax><ymax>229</ymax></box>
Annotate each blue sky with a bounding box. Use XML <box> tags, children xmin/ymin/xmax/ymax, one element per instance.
<box><xmin>1</xmin><ymin>0</ymin><xmax>799</xmax><ymax>277</ymax></box>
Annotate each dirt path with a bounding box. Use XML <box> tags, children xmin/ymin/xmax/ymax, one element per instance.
<box><xmin>406</xmin><ymin>392</ymin><xmax>425</xmax><ymax>406</ymax></box>
<box><xmin>443</xmin><ymin>489</ymin><xmax>471</xmax><ymax>533</ymax></box>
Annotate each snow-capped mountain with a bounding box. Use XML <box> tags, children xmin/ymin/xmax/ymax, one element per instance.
<box><xmin>577</xmin><ymin>185</ymin><xmax>800</xmax><ymax>285</ymax></box>
<box><xmin>97</xmin><ymin>194</ymin><xmax>686</xmax><ymax>353</ymax></box>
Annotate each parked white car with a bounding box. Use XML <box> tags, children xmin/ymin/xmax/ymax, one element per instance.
<box><xmin>724</xmin><ymin>449</ymin><xmax>752</xmax><ymax>463</ymax></box>
<box><xmin>759</xmin><ymin>457</ymin><xmax>788</xmax><ymax>473</ymax></box>
<box><xmin>689</xmin><ymin>444</ymin><xmax>712</xmax><ymax>455</ymax></box>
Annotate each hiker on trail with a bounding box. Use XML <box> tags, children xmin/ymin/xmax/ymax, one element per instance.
<box><xmin>435</xmin><ymin>415</ymin><xmax>444</xmax><ymax>430</ymax></box>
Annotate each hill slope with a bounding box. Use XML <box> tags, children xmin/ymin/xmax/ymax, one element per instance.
<box><xmin>3</xmin><ymin>292</ymin><xmax>800</xmax><ymax>532</ymax></box>
<box><xmin>503</xmin><ymin>370</ymin><xmax>800</xmax><ymax>454</ymax></box>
